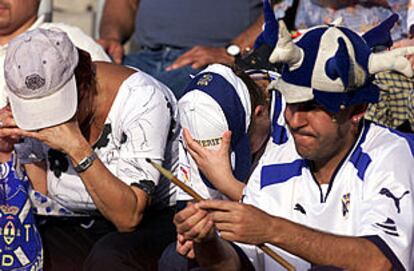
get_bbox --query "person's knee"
[159,242,198,271]
[83,233,125,271]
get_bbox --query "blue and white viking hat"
[179,64,252,189]
[270,15,414,112]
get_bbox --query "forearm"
[213,175,245,201]
[270,217,392,270]
[231,14,264,52]
[194,233,242,271]
[99,0,139,43]
[24,162,48,195]
[68,141,147,232]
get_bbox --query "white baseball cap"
[4,28,79,130]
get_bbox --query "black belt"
[140,45,184,51]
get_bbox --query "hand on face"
[2,115,87,155]
[0,105,21,152]
[183,128,234,190]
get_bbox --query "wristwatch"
[74,151,98,173]
[225,43,241,58]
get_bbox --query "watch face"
[226,44,241,56]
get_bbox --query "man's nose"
[285,104,308,130]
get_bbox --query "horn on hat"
[362,13,399,49]
[330,17,343,26]
[254,0,278,49]
[368,46,414,77]
[269,20,304,70]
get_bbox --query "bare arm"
[98,0,139,63]
[24,162,47,195]
[69,139,149,232]
[99,0,138,43]
[200,200,392,271]
[16,120,148,232]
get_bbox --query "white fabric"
[0,15,110,108]
[241,122,414,270]
[16,71,179,215]
[5,29,79,130]
[177,64,251,200]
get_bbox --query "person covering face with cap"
[171,2,414,269]
[176,64,271,202]
[1,28,179,270]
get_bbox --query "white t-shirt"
[0,15,111,108]
[240,121,414,270]
[16,71,179,216]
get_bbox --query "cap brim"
[275,78,314,104]
[8,75,78,131]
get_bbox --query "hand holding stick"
[146,158,295,271]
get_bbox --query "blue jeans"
[123,47,201,99]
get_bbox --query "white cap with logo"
[4,28,79,131]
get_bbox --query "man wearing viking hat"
[171,1,414,270]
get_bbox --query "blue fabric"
[281,27,326,88]
[184,72,252,188]
[261,159,306,189]
[134,0,262,48]
[276,24,381,112]
[349,122,372,181]
[313,83,379,113]
[362,13,399,49]
[123,47,201,99]
[254,0,278,49]
[338,27,371,74]
[271,91,288,145]
[0,154,42,270]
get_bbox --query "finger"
[183,128,204,158]
[182,214,211,240]
[166,48,198,71]
[167,57,196,71]
[214,221,238,233]
[176,239,193,256]
[209,210,235,223]
[175,208,209,234]
[219,131,232,154]
[0,128,31,138]
[173,204,199,225]
[109,44,124,64]
[194,219,214,242]
[96,39,109,50]
[197,199,236,212]
[187,248,195,259]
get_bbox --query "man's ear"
[350,104,368,124]
[253,105,267,118]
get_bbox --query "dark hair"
[231,65,268,112]
[74,48,97,137]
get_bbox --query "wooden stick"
[146,158,295,271]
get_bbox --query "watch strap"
[74,151,98,173]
